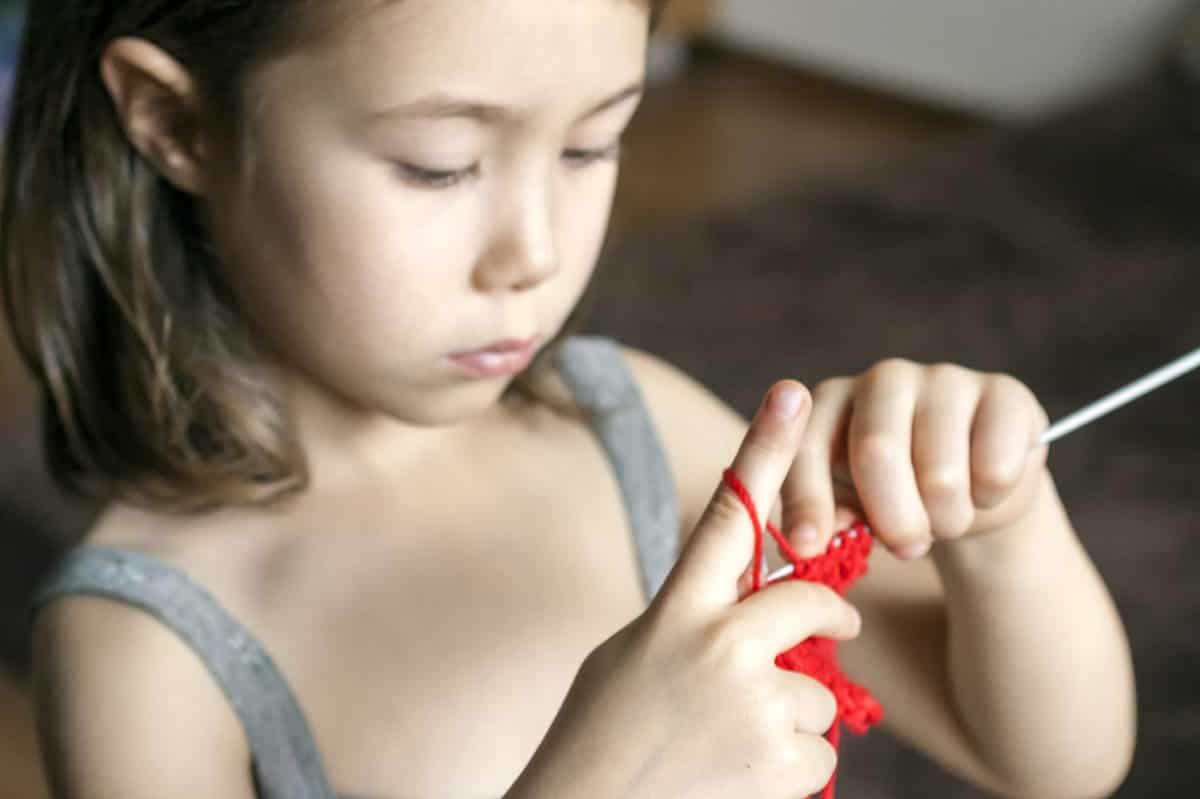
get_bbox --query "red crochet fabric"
[722,468,884,799]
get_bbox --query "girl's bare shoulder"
[32,589,255,797]
[33,504,259,798]
[77,498,287,618]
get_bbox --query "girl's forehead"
[321,0,650,91]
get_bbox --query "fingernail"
[767,383,805,420]
[895,541,932,561]
[793,523,819,544]
[791,523,820,556]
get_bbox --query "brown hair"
[0,0,667,514]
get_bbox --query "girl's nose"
[472,186,560,293]
[472,234,559,293]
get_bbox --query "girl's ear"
[98,37,213,196]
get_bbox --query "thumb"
[659,380,811,612]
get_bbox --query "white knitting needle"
[1038,345,1200,444]
[765,345,1200,583]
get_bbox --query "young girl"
[2,1,1136,797]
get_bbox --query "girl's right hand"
[508,381,863,799]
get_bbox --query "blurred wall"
[712,0,1194,119]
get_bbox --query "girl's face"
[205,0,648,430]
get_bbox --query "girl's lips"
[447,337,539,378]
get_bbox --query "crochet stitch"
[722,468,884,799]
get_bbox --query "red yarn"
[722,468,884,799]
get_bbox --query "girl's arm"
[839,471,1135,797]
[32,598,256,799]
[622,346,1135,799]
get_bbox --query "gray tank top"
[29,335,681,799]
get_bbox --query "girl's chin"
[387,381,517,428]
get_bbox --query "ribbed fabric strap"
[30,546,337,799]
[555,336,681,600]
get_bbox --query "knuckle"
[787,735,839,795]
[880,356,916,371]
[1033,394,1051,427]
[928,361,969,382]
[809,682,839,732]
[580,624,629,677]
[973,461,1020,495]
[988,372,1042,410]
[813,376,852,400]
[987,371,1026,395]
[577,643,604,678]
[852,432,902,469]
[871,357,917,378]
[635,595,676,645]
[700,618,758,673]
[705,484,753,529]
[917,464,966,502]
[762,686,801,735]
[810,735,839,783]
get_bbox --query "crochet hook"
[765,344,1200,583]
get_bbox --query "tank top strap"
[554,336,681,600]
[30,546,337,799]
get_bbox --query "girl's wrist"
[930,469,1070,591]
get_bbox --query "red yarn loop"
[722,468,884,799]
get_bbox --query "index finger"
[661,380,812,610]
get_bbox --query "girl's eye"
[393,140,622,189]
[562,140,623,168]
[395,163,480,189]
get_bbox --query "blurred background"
[2,1,1199,796]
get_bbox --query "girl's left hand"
[780,359,1051,561]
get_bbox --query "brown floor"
[610,43,976,243]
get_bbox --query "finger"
[848,360,931,559]
[832,504,863,531]
[731,579,861,659]
[780,378,854,558]
[970,374,1044,509]
[785,735,839,799]
[774,671,839,736]
[663,380,812,610]
[735,496,784,600]
[912,364,981,540]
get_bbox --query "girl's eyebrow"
[364,81,645,125]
